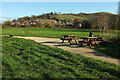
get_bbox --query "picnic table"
[78,37,103,48]
[60,35,78,44]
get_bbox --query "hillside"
[53,15,87,20]
[90,12,115,15]
[2,12,119,30]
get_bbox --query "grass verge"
[2,37,120,78]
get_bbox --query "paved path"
[12,36,120,66]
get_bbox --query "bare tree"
[96,14,110,34]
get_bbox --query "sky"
[1,2,119,22]
[1,0,120,2]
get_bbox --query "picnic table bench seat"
[60,35,77,44]
[60,38,72,43]
[78,37,104,48]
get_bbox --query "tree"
[44,21,52,28]
[12,20,19,27]
[23,21,30,27]
[96,14,110,34]
[41,14,47,19]
[17,17,25,23]
[31,15,37,20]
[51,12,53,15]
[82,20,91,29]
[117,15,120,30]
[4,21,13,28]
[108,15,119,29]
[24,16,30,21]
[74,18,82,28]
[36,21,44,27]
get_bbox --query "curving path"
[10,36,120,66]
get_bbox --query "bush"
[82,20,92,29]
[44,21,52,28]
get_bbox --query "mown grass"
[2,37,120,78]
[2,28,118,39]
[2,28,101,38]
[2,28,28,36]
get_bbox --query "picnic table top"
[64,35,76,37]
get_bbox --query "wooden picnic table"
[78,37,103,47]
[60,35,78,44]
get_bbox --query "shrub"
[44,21,52,28]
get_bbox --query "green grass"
[98,43,119,58]
[98,36,120,59]
[2,28,28,36]
[2,37,120,78]
[2,28,118,39]
[54,15,87,20]
[23,28,101,38]
[2,28,101,38]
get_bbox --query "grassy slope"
[54,15,87,20]
[2,37,120,78]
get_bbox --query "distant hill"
[89,12,115,15]
[53,15,87,21]
[15,12,116,22]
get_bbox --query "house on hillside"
[29,21,37,26]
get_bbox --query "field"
[2,28,118,39]
[2,28,28,36]
[2,28,120,58]
[2,37,120,78]
[2,28,99,38]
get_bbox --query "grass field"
[2,28,119,58]
[2,37,120,78]
[2,28,28,36]
[2,28,118,39]
[2,28,98,38]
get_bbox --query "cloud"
[0,16,18,23]
[0,16,18,20]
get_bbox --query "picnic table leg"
[88,42,92,48]
[62,40,64,43]
[79,42,84,47]
[68,40,71,44]
[74,39,78,44]
[89,44,92,48]
[95,43,100,48]
[87,41,91,48]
